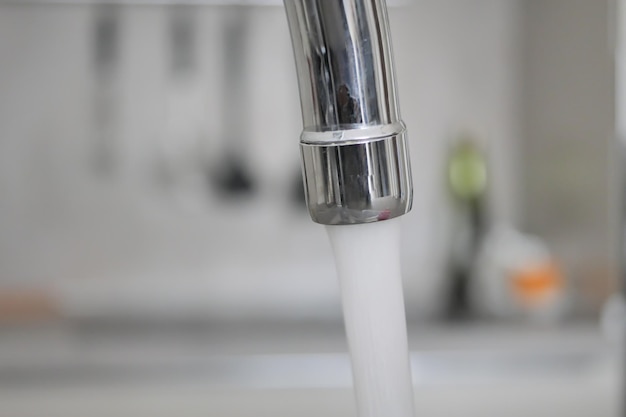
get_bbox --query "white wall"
[0,1,524,319]
[520,0,616,312]
[391,0,523,315]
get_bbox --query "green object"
[447,139,487,201]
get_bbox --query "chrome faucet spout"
[284,0,412,225]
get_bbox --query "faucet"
[283,0,412,225]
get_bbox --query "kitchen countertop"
[0,320,621,416]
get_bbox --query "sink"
[0,322,620,417]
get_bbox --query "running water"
[326,218,415,417]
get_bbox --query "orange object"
[0,289,59,323]
[511,261,563,306]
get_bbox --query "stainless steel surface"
[0,322,614,386]
[0,322,619,417]
[284,0,412,225]
[300,131,412,224]
[284,0,399,131]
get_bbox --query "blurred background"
[0,0,623,415]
